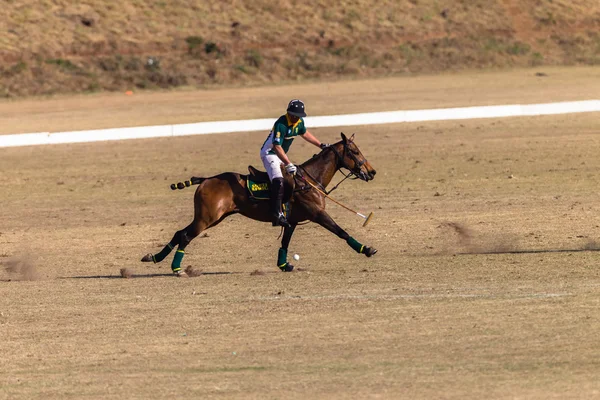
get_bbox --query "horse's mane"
[300,140,343,168]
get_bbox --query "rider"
[260,99,328,227]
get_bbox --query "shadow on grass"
[63,271,245,279]
[458,248,600,255]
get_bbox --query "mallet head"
[362,212,374,227]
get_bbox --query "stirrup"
[272,212,290,228]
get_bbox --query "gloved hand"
[319,143,330,149]
[285,163,297,175]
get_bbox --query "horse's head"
[330,133,376,182]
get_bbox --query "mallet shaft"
[301,177,361,214]
[299,176,373,227]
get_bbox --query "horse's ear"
[341,132,347,143]
[350,133,355,141]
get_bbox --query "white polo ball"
[293,254,300,261]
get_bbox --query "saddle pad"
[247,177,270,200]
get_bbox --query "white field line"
[1,99,599,148]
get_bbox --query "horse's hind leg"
[170,207,242,275]
[142,175,238,275]
[141,219,192,265]
[141,218,208,275]
[169,217,211,276]
[313,211,377,257]
[141,230,181,264]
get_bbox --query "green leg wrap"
[277,248,288,269]
[171,250,185,272]
[347,237,365,254]
[153,243,174,263]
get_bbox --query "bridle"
[285,138,370,233]
[297,139,368,195]
[329,139,367,180]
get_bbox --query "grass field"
[1,68,600,399]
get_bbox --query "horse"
[141,132,378,276]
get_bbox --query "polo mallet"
[299,176,374,227]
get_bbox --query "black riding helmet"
[286,99,307,118]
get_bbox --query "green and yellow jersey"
[260,114,307,156]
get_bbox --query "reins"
[278,139,370,237]
[296,140,363,196]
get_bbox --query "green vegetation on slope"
[1,0,599,97]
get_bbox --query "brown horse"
[141,132,377,276]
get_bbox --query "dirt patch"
[120,267,134,278]
[439,221,600,255]
[583,239,600,251]
[250,269,266,276]
[442,221,474,247]
[184,265,202,277]
[2,256,39,281]
[439,221,519,255]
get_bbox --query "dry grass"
[1,69,600,398]
[1,0,600,96]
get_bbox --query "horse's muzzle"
[359,169,376,181]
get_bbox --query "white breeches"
[261,153,283,181]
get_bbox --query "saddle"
[246,165,295,202]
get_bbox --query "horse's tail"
[170,176,206,191]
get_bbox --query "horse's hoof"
[279,263,294,272]
[174,270,189,278]
[141,253,154,262]
[364,247,378,257]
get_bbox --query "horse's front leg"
[277,223,297,272]
[313,211,377,257]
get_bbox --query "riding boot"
[270,178,290,228]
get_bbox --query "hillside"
[1,0,599,97]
